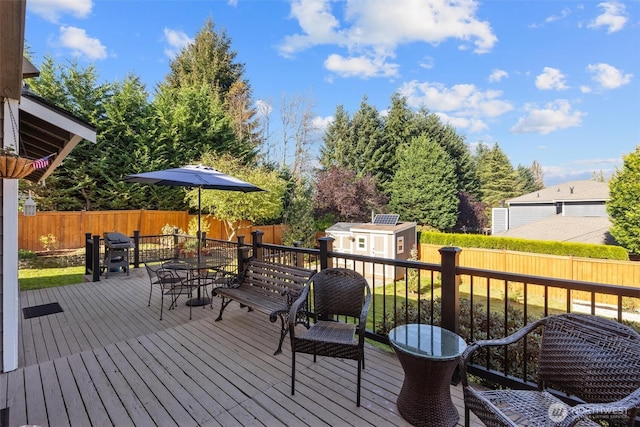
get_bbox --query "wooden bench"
[212,259,316,354]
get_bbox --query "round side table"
[389,324,467,427]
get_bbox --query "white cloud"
[535,67,569,90]
[400,80,513,118]
[511,99,584,135]
[279,0,497,79]
[324,54,399,78]
[58,26,107,60]
[436,112,488,133]
[312,115,333,132]
[588,2,628,33]
[28,0,92,22]
[545,7,571,24]
[586,63,632,90]
[163,29,193,59]
[255,100,273,117]
[489,69,508,83]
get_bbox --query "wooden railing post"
[133,230,140,268]
[318,236,334,270]
[92,234,101,282]
[85,232,93,275]
[293,241,303,267]
[237,235,249,273]
[252,230,264,261]
[439,246,462,334]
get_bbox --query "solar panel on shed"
[373,214,400,225]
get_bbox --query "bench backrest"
[241,259,316,296]
[538,313,640,403]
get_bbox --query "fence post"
[439,246,462,334]
[252,230,264,261]
[85,232,92,275]
[92,235,101,282]
[173,227,180,259]
[133,230,140,268]
[318,236,334,270]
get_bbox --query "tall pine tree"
[388,135,458,230]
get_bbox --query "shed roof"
[507,180,609,204]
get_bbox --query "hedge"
[419,231,629,261]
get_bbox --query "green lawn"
[18,266,85,291]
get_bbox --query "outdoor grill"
[103,232,135,278]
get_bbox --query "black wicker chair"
[459,313,640,427]
[288,268,371,406]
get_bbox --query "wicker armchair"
[459,313,640,427]
[288,268,371,406]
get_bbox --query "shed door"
[370,234,387,276]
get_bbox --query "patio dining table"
[162,254,232,306]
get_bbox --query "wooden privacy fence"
[18,210,285,251]
[420,243,640,305]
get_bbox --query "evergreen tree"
[159,18,259,161]
[164,18,244,100]
[607,146,640,254]
[413,108,479,196]
[388,135,458,230]
[27,57,109,210]
[152,84,241,166]
[95,75,183,210]
[475,143,519,207]
[319,105,350,170]
[515,164,543,195]
[381,93,415,186]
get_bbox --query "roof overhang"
[18,91,97,183]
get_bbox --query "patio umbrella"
[123,164,264,261]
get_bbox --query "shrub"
[39,233,59,252]
[419,231,629,260]
[379,297,542,383]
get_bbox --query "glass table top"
[388,324,467,361]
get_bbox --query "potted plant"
[0,146,33,179]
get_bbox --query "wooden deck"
[7,266,483,426]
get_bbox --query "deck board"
[7,266,483,426]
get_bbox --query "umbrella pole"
[198,186,201,263]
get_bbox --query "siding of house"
[563,201,607,217]
[508,204,556,229]
[492,208,508,234]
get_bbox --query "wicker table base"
[395,350,459,427]
[389,324,467,427]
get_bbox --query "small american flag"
[32,154,53,170]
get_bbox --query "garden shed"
[325,214,417,280]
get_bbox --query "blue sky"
[25,0,639,186]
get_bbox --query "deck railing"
[85,229,640,394]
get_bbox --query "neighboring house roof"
[507,180,609,204]
[498,215,614,244]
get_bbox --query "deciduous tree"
[190,153,287,240]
